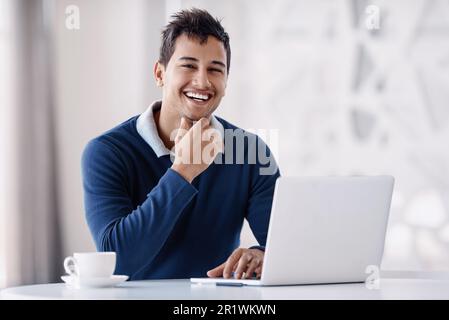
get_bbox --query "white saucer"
[61,275,128,288]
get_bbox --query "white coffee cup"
[63,252,116,278]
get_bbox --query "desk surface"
[2,272,449,300]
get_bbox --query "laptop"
[191,175,394,286]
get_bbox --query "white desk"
[2,272,449,300]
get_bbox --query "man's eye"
[182,64,195,69]
[209,68,223,73]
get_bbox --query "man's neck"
[154,106,179,151]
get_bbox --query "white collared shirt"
[136,100,224,158]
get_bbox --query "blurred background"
[1,0,449,287]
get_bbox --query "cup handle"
[63,256,79,277]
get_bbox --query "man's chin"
[183,110,213,122]
[180,96,219,121]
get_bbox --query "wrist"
[171,164,194,183]
[249,245,265,252]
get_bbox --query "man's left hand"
[207,248,264,279]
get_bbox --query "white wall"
[53,0,165,256]
[0,0,18,287]
[52,0,449,271]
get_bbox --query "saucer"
[61,275,128,288]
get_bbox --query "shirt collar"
[136,100,225,158]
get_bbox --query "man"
[82,8,280,281]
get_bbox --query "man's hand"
[171,117,223,183]
[207,248,264,280]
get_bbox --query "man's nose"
[192,70,211,88]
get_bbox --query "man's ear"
[154,61,165,87]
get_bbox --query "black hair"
[159,8,231,74]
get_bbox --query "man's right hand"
[171,117,223,183]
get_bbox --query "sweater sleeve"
[245,137,280,249]
[81,138,198,277]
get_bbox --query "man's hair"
[159,8,231,74]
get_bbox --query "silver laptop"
[191,175,394,286]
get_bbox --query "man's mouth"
[183,91,212,103]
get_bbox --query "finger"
[254,266,262,279]
[234,254,253,279]
[214,138,224,155]
[207,262,225,278]
[191,117,208,142]
[223,249,244,279]
[204,127,221,143]
[200,117,210,128]
[244,258,260,279]
[201,131,223,162]
[228,262,238,278]
[174,117,191,144]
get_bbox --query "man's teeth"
[185,92,209,101]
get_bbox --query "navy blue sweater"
[81,115,280,280]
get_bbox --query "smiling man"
[82,8,280,281]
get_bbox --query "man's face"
[155,34,228,121]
